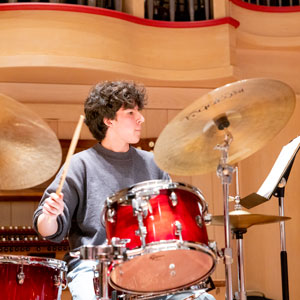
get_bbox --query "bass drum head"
[109,242,216,294]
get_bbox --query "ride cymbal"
[0,94,62,190]
[154,78,296,175]
[211,210,291,229]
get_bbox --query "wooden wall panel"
[0,9,235,86]
[0,202,11,226]
[11,201,37,226]
[145,109,168,137]
[238,101,300,299]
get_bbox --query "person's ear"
[103,118,113,127]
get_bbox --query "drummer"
[33,80,215,300]
[33,80,169,299]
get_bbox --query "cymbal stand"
[215,131,234,300]
[272,155,295,300]
[232,168,247,300]
[273,177,291,300]
[232,228,247,300]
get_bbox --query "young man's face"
[108,106,145,145]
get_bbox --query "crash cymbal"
[211,210,291,229]
[0,93,62,190]
[154,78,295,175]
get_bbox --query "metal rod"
[279,196,287,252]
[279,196,289,300]
[170,0,176,21]
[236,232,247,300]
[188,0,195,21]
[222,181,233,300]
[100,261,110,300]
[216,132,234,300]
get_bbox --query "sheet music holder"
[240,136,300,209]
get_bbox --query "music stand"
[240,136,300,300]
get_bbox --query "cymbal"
[211,210,291,229]
[154,78,296,175]
[0,93,62,190]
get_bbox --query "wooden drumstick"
[56,115,85,195]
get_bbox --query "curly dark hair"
[84,81,147,141]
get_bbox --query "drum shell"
[106,187,209,249]
[0,255,66,300]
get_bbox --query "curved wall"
[0,4,238,87]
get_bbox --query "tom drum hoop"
[104,180,216,295]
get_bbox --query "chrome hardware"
[111,237,130,260]
[204,213,212,225]
[169,191,178,207]
[107,208,116,223]
[93,261,110,300]
[93,266,100,299]
[174,220,183,243]
[69,250,80,258]
[111,237,130,248]
[147,201,153,214]
[61,270,68,290]
[17,264,25,285]
[132,196,149,218]
[132,194,150,248]
[195,215,203,228]
[135,213,147,247]
[54,275,61,287]
[208,240,218,254]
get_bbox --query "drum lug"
[107,208,116,223]
[208,240,218,253]
[204,213,212,225]
[54,275,62,287]
[132,196,149,218]
[135,213,147,248]
[61,272,68,290]
[17,265,25,285]
[169,191,178,207]
[132,195,149,248]
[195,215,203,228]
[174,220,183,243]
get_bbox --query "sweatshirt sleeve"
[32,161,81,243]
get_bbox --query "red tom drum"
[104,180,216,295]
[0,255,67,300]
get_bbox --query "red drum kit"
[105,180,216,295]
[79,179,217,299]
[0,78,297,300]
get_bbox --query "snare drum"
[0,255,67,300]
[104,180,216,295]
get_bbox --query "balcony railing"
[242,0,300,6]
[1,0,213,21]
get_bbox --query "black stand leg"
[281,250,289,300]
[274,180,290,300]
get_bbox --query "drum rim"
[108,180,205,203]
[102,180,208,227]
[108,240,217,295]
[0,254,67,271]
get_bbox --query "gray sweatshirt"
[33,143,169,268]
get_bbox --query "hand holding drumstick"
[37,115,85,237]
